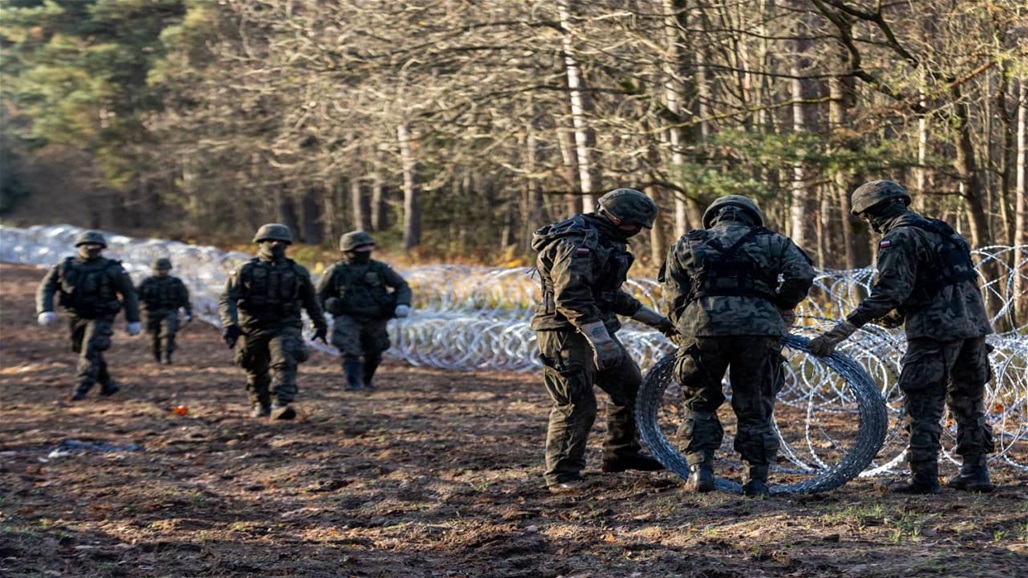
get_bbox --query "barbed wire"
[2,224,1025,474]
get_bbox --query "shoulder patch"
[879,240,892,249]
[575,247,591,256]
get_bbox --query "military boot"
[270,403,296,420]
[601,452,665,473]
[343,358,363,391]
[877,460,940,494]
[251,403,271,418]
[742,464,771,498]
[68,385,90,401]
[362,356,380,391]
[947,455,995,493]
[163,352,173,365]
[99,381,120,397]
[684,463,715,493]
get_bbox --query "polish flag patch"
[576,248,590,256]
[879,240,892,249]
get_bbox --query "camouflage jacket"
[137,275,192,315]
[316,258,411,319]
[218,256,327,334]
[530,213,644,333]
[36,255,140,322]
[659,221,814,337]
[846,210,992,340]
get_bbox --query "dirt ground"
[1,262,1026,578]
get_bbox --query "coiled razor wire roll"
[2,225,1025,474]
[636,334,888,494]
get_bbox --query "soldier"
[531,188,676,494]
[659,195,814,497]
[316,231,411,391]
[809,180,996,494]
[36,230,141,400]
[218,224,328,420]
[137,257,193,365]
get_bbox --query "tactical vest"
[140,277,183,310]
[327,260,396,317]
[537,236,633,317]
[685,227,777,303]
[58,257,122,317]
[900,217,977,313]
[239,258,303,314]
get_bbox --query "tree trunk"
[558,0,600,212]
[1014,80,1027,328]
[301,187,322,245]
[397,122,421,251]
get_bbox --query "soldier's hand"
[37,311,57,327]
[313,327,328,344]
[580,321,624,371]
[780,309,797,328]
[183,312,193,325]
[808,321,857,356]
[874,309,904,329]
[394,304,411,318]
[126,322,142,336]
[222,325,242,349]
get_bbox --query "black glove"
[809,321,857,356]
[222,325,243,349]
[313,327,328,344]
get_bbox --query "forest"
[1,0,1026,271]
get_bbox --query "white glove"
[37,312,57,327]
[183,313,193,323]
[394,304,411,318]
[126,322,142,336]
[579,321,624,371]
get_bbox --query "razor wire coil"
[2,224,1025,474]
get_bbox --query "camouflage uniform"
[531,189,672,492]
[219,225,327,418]
[811,180,994,493]
[137,260,192,364]
[316,250,411,391]
[36,232,140,399]
[659,195,814,495]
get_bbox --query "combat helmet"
[253,223,294,244]
[597,188,658,229]
[702,195,765,229]
[74,230,107,248]
[850,180,911,216]
[340,230,375,252]
[152,257,172,270]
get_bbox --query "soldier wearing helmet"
[136,257,193,364]
[530,187,673,494]
[316,230,411,391]
[810,180,996,494]
[659,194,814,497]
[36,229,141,400]
[218,223,328,420]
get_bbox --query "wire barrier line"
[2,225,1025,474]
[635,335,888,494]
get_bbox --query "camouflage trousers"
[331,314,390,358]
[537,329,643,486]
[235,327,310,406]
[68,314,115,393]
[144,309,180,360]
[673,335,783,468]
[898,337,995,464]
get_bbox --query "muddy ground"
[1,262,1026,578]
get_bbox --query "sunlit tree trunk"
[397,121,421,251]
[558,0,600,212]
